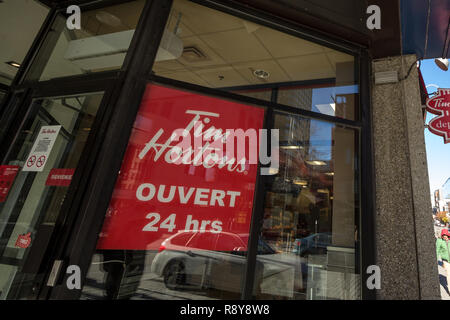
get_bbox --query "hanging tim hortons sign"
[426,88,450,143]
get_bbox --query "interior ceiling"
[0,0,48,85]
[0,0,354,89]
[153,0,353,88]
[2,0,448,88]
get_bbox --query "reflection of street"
[81,252,216,300]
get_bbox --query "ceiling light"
[325,172,334,176]
[293,179,308,186]
[6,61,20,68]
[306,160,326,166]
[280,145,302,150]
[253,69,270,79]
[435,58,449,71]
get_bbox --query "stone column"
[371,54,440,299]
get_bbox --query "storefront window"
[81,84,265,300]
[0,92,104,299]
[152,0,358,120]
[25,0,145,82]
[255,112,360,299]
[80,0,362,300]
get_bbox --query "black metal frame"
[0,0,375,300]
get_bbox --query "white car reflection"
[150,231,305,298]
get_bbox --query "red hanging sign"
[0,165,20,203]
[426,88,450,143]
[46,168,75,186]
[96,84,265,250]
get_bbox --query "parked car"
[150,230,305,297]
[292,232,332,256]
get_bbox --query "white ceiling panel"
[171,0,244,35]
[194,66,249,87]
[153,60,187,73]
[277,53,336,81]
[200,29,272,64]
[254,27,326,58]
[158,70,210,87]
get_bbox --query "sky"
[419,58,450,195]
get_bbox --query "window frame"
[0,0,375,300]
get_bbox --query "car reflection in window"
[292,232,332,256]
[150,230,306,298]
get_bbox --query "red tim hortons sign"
[426,88,450,143]
[96,84,265,251]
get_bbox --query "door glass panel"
[254,112,361,300]
[0,92,103,299]
[81,84,264,300]
[24,0,145,82]
[152,0,358,120]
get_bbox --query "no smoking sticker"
[22,125,61,172]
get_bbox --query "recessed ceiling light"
[305,160,327,166]
[253,69,270,79]
[293,179,308,186]
[6,61,20,68]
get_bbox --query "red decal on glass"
[96,84,265,250]
[0,165,20,203]
[15,232,32,249]
[46,168,75,186]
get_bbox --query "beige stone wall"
[371,55,440,299]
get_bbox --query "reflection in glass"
[82,232,251,300]
[26,1,145,82]
[255,112,360,300]
[152,0,358,120]
[0,93,103,299]
[80,84,266,300]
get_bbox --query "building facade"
[0,0,447,300]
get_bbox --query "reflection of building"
[436,178,450,213]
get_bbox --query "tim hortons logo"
[138,110,278,175]
[426,89,450,144]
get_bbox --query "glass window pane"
[81,84,264,300]
[0,0,48,85]
[0,92,104,299]
[254,112,360,300]
[152,0,358,119]
[26,1,145,82]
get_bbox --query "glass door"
[0,92,104,299]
